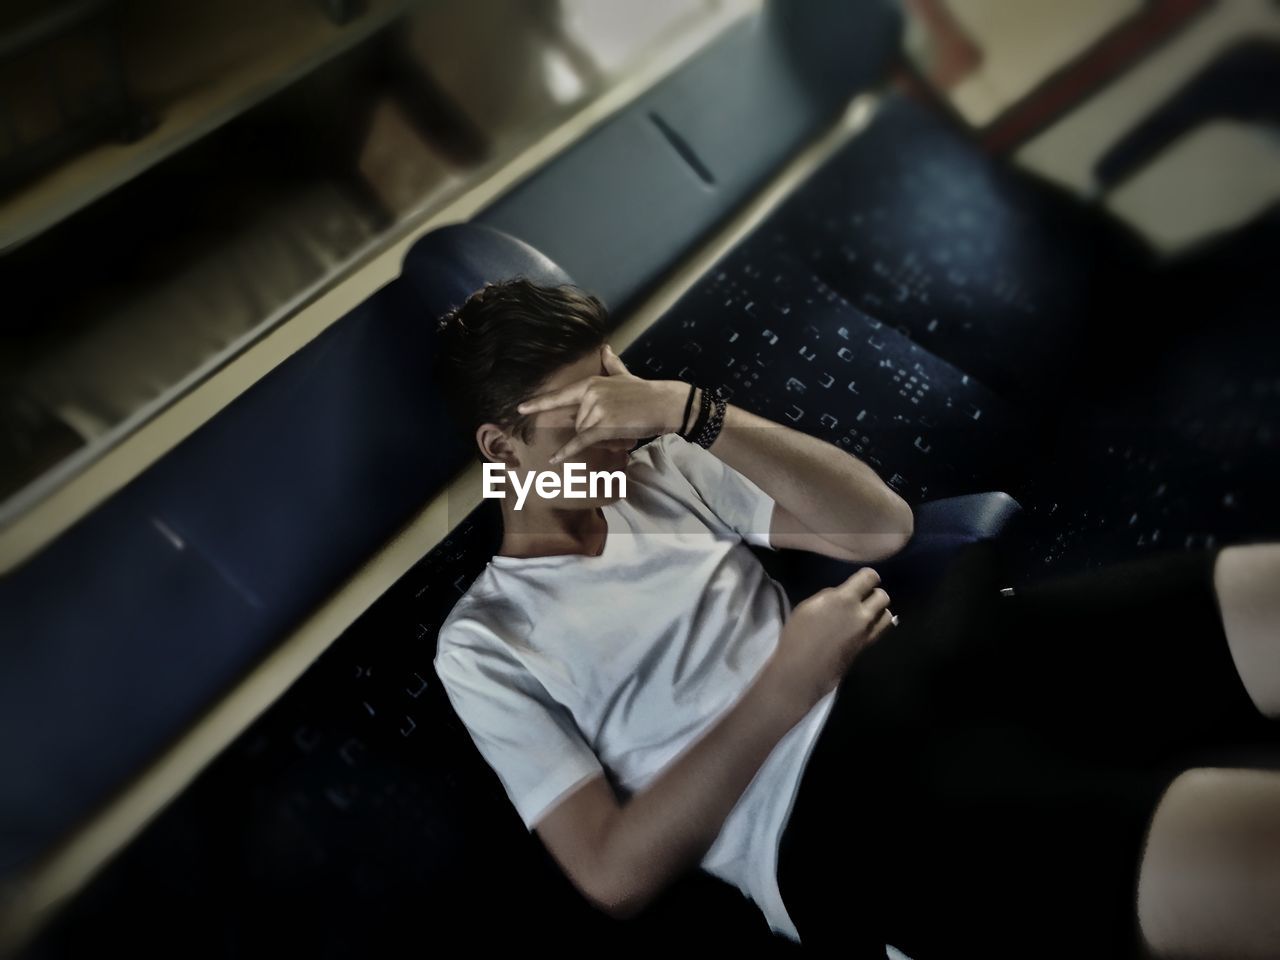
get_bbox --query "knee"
[1138,767,1280,959]
[1212,543,1280,719]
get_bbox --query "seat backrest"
[0,223,564,881]
[477,0,903,315]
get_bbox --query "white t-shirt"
[433,431,838,942]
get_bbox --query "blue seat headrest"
[401,222,575,321]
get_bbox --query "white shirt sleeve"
[434,633,605,832]
[653,431,778,551]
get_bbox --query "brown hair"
[432,278,609,460]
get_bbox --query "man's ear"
[476,422,519,465]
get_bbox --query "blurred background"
[1,1,1278,957]
[2,0,1276,517]
[0,0,751,515]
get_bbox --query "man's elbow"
[872,492,914,558]
[605,894,647,922]
[826,495,914,563]
[575,845,646,921]
[587,872,649,921]
[892,494,915,547]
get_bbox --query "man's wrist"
[748,654,813,735]
[664,381,700,437]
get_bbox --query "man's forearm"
[592,659,809,919]
[691,388,912,550]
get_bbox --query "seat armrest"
[870,491,1022,602]
[901,490,1023,549]
[750,491,1022,609]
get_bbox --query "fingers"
[519,345,628,416]
[520,345,631,418]
[863,586,891,619]
[575,392,600,435]
[549,424,613,464]
[867,606,896,643]
[835,567,899,636]
[517,378,591,415]
[601,343,628,376]
[838,566,882,600]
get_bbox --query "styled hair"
[432,277,609,460]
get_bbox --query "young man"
[430,278,1280,959]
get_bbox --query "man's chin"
[597,438,637,454]
[591,442,635,466]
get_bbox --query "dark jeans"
[775,541,1276,959]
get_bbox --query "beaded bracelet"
[692,387,727,448]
